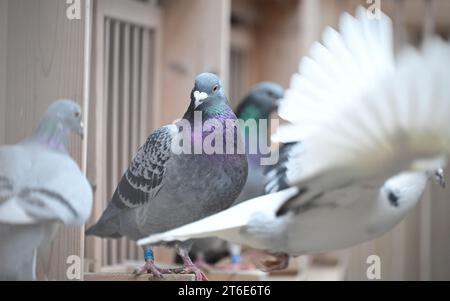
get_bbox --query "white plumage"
[138,7,450,267]
[0,100,92,280]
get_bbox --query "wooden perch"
[84,272,196,281]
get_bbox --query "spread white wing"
[273,7,450,192]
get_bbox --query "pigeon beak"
[76,122,84,140]
[194,91,209,108]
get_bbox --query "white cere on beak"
[194,91,209,108]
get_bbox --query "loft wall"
[0,0,89,280]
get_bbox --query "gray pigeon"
[137,7,450,272]
[233,82,284,204]
[188,82,284,266]
[86,73,248,280]
[0,99,92,280]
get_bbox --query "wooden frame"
[87,0,162,273]
[159,0,231,124]
[0,0,8,144]
[0,0,91,280]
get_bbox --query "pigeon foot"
[133,261,171,279]
[172,264,209,281]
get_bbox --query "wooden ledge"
[84,272,196,281]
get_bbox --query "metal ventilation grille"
[103,17,155,266]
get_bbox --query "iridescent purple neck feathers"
[31,118,70,153]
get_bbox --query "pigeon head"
[366,172,428,236]
[42,99,84,138]
[236,82,284,121]
[190,73,226,110]
[32,99,84,152]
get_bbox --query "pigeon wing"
[273,7,450,213]
[111,124,177,209]
[0,144,92,225]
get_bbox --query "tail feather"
[85,204,122,238]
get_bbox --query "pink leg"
[194,256,214,271]
[134,260,173,278]
[176,247,209,281]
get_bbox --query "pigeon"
[86,73,248,280]
[0,99,93,280]
[138,7,450,272]
[188,82,284,267]
[233,82,284,204]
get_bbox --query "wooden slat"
[2,0,87,280]
[87,2,111,271]
[160,0,231,124]
[78,0,93,280]
[119,23,132,264]
[390,221,406,280]
[109,20,122,266]
[423,0,436,38]
[429,166,450,280]
[401,204,420,280]
[102,17,112,268]
[151,25,162,129]
[0,0,7,144]
[88,0,162,269]
[255,0,302,87]
[128,25,142,261]
[374,231,393,280]
[140,29,150,142]
[394,0,407,49]
[100,0,160,29]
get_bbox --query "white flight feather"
[274,6,450,188]
[137,187,299,246]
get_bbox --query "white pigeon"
[0,100,93,280]
[137,6,450,271]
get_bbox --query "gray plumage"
[233,82,284,205]
[0,100,92,280]
[189,82,284,264]
[86,73,248,247]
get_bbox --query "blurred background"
[0,0,449,280]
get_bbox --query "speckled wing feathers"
[112,125,176,208]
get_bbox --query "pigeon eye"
[267,91,276,98]
[212,85,219,93]
[74,111,80,118]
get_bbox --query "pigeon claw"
[134,261,167,279]
[174,264,209,281]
